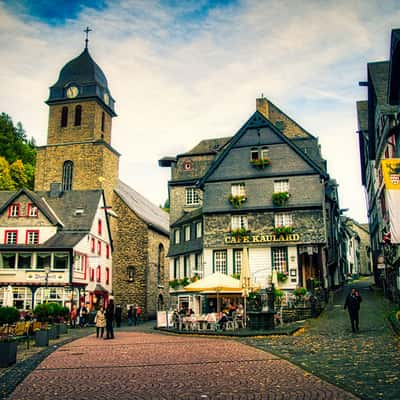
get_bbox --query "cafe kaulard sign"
[224,232,300,244]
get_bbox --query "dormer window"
[250,148,259,161]
[261,147,269,160]
[28,203,38,217]
[8,204,20,218]
[250,147,270,168]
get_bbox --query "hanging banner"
[381,159,400,243]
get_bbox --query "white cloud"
[1,0,400,222]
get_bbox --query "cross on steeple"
[84,26,92,49]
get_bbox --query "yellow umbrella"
[271,268,279,288]
[184,272,242,312]
[240,248,251,327]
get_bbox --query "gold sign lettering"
[224,233,300,244]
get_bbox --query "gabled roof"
[115,180,169,236]
[171,208,203,228]
[0,188,62,226]
[199,111,329,186]
[181,137,231,156]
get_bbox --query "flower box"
[273,226,294,235]
[250,158,271,168]
[229,194,247,208]
[272,191,290,206]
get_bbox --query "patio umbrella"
[271,268,279,289]
[184,272,242,312]
[240,248,251,327]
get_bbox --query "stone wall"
[35,141,119,204]
[169,186,202,224]
[47,100,112,145]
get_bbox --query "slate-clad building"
[161,98,341,312]
[1,42,170,317]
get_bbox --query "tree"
[0,157,15,190]
[0,113,36,189]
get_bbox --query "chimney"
[49,182,62,198]
[256,97,269,119]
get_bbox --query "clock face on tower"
[66,86,79,98]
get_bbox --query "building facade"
[1,43,170,317]
[161,98,341,312]
[0,188,112,309]
[357,29,400,302]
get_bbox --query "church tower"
[35,35,119,204]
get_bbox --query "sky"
[1,0,399,223]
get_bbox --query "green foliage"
[231,273,241,280]
[33,303,50,322]
[0,306,20,324]
[293,287,307,297]
[0,113,36,190]
[229,194,247,208]
[277,271,289,282]
[274,289,284,297]
[273,226,294,235]
[272,191,290,206]
[250,158,271,168]
[230,227,247,238]
[161,198,170,213]
[169,277,190,289]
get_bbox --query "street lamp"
[44,266,50,303]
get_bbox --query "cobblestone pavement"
[242,277,400,400]
[8,331,357,400]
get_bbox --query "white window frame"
[274,212,293,227]
[231,215,248,230]
[6,231,17,244]
[184,225,191,241]
[231,183,246,197]
[174,229,180,244]
[233,249,243,275]
[214,250,227,274]
[27,231,39,244]
[196,222,202,238]
[261,147,269,160]
[272,247,288,273]
[9,204,19,217]
[28,204,38,217]
[185,188,200,206]
[274,179,289,193]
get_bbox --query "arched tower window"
[74,105,82,126]
[101,111,105,132]
[62,160,73,191]
[157,244,165,285]
[61,107,68,127]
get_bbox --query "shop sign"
[26,272,65,281]
[224,233,300,244]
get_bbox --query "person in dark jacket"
[105,299,115,339]
[115,305,122,328]
[344,288,362,333]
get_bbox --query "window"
[74,253,83,272]
[231,183,246,197]
[184,255,190,277]
[233,249,243,275]
[261,147,269,160]
[106,244,110,259]
[91,238,95,253]
[158,244,164,285]
[96,265,101,282]
[185,188,200,206]
[26,230,39,244]
[174,258,180,279]
[231,215,248,230]
[61,106,68,127]
[101,111,105,132]
[127,266,135,282]
[250,148,259,161]
[106,267,110,285]
[90,268,95,281]
[214,250,227,274]
[196,222,202,238]
[174,229,180,244]
[5,230,18,244]
[37,253,51,269]
[274,212,293,227]
[0,253,16,268]
[194,253,203,275]
[17,253,32,269]
[97,240,101,255]
[54,253,69,269]
[74,105,82,126]
[272,247,288,273]
[8,204,20,218]
[184,225,191,241]
[98,219,102,235]
[27,203,38,217]
[274,179,289,193]
[62,160,73,191]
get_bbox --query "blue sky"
[1,0,400,222]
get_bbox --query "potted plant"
[169,279,181,290]
[277,271,289,283]
[250,158,271,168]
[231,273,241,280]
[273,226,294,236]
[33,303,51,346]
[0,306,20,367]
[58,306,70,334]
[229,194,247,208]
[230,227,247,239]
[272,191,290,206]
[293,287,307,297]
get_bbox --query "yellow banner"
[382,159,400,190]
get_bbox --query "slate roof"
[291,137,326,171]
[171,208,203,228]
[182,137,231,156]
[389,29,400,104]
[356,101,368,132]
[115,180,169,236]
[368,61,397,113]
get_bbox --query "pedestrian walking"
[133,304,138,326]
[344,288,362,333]
[136,305,142,324]
[78,303,88,328]
[127,305,133,326]
[105,299,115,339]
[70,305,77,328]
[95,306,106,338]
[115,304,122,328]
